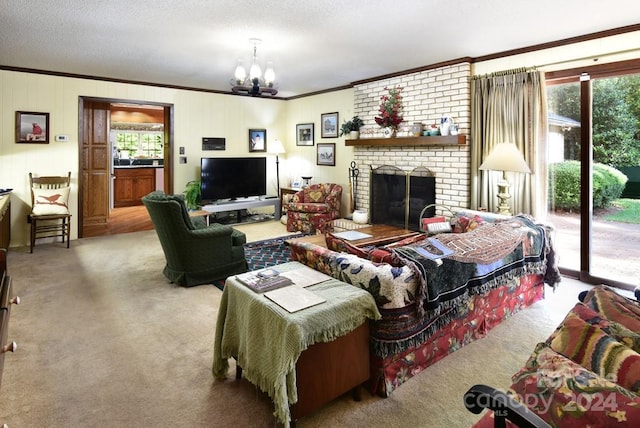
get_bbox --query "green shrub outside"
[594,164,627,208]
[549,160,628,211]
[549,161,580,210]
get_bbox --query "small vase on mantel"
[382,127,396,138]
[411,122,423,137]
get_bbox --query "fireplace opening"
[370,166,436,230]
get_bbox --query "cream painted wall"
[172,89,288,193]
[0,71,352,247]
[282,89,356,216]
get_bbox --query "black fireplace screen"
[370,166,435,230]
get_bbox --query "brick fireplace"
[348,61,472,220]
[349,143,469,225]
[369,165,436,230]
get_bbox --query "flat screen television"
[200,157,267,202]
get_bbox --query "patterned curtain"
[470,69,548,218]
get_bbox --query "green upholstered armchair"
[142,191,248,287]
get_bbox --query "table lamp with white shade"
[479,142,531,215]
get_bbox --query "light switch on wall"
[55,135,69,142]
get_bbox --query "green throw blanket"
[212,262,380,427]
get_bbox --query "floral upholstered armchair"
[286,183,343,234]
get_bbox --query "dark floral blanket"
[393,214,560,317]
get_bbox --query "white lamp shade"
[269,139,285,155]
[479,142,531,173]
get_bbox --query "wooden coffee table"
[287,224,420,248]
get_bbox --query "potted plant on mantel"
[339,115,365,139]
[374,86,404,138]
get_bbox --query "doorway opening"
[79,97,173,237]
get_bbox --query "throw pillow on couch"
[550,314,640,394]
[324,232,427,267]
[451,214,486,233]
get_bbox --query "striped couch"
[471,285,640,427]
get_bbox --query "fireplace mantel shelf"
[345,135,466,147]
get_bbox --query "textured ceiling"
[1,0,639,98]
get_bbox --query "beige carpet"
[1,220,595,427]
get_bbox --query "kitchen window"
[113,131,164,158]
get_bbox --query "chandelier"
[230,38,278,97]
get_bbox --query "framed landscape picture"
[317,143,335,166]
[249,129,266,152]
[296,123,314,146]
[320,112,338,138]
[16,111,49,144]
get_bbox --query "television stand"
[216,197,259,205]
[202,197,279,225]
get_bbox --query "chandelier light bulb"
[264,62,275,87]
[249,59,262,81]
[234,60,246,84]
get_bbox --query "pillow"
[582,285,640,332]
[421,215,446,231]
[305,189,325,203]
[451,214,485,233]
[324,233,368,259]
[370,234,426,266]
[548,303,640,354]
[32,187,70,215]
[511,343,640,427]
[550,315,640,393]
[368,247,402,266]
[330,252,418,309]
[382,233,426,249]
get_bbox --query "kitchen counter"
[114,158,164,169]
[114,164,164,169]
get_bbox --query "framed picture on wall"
[320,112,338,138]
[317,143,335,166]
[16,111,49,144]
[249,129,266,152]
[296,123,314,146]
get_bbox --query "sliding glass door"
[547,81,582,273]
[546,61,640,290]
[590,74,640,285]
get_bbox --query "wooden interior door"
[79,99,110,237]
